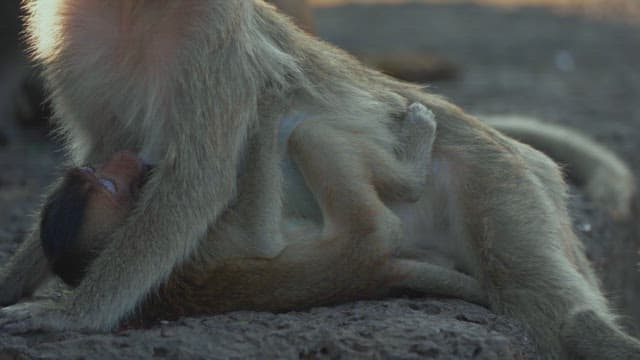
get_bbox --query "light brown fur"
[481,114,636,219]
[0,1,637,359]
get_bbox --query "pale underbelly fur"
[388,158,476,276]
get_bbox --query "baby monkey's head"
[41,151,150,287]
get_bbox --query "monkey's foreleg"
[64,156,238,330]
[2,119,252,332]
[0,229,50,306]
[0,172,75,306]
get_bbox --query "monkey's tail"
[561,310,640,359]
[481,115,636,219]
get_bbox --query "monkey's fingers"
[0,303,39,333]
[0,300,77,333]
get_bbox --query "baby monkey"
[39,104,487,321]
[41,151,151,287]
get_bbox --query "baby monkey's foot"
[406,102,436,125]
[399,102,437,174]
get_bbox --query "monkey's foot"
[406,102,436,125]
[0,300,91,333]
[402,102,436,154]
[398,102,437,174]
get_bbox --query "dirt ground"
[0,2,639,359]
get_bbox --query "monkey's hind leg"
[287,106,438,255]
[288,121,403,242]
[467,150,640,359]
[288,113,487,305]
[390,259,488,306]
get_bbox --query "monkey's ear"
[40,172,89,261]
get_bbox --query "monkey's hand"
[0,298,88,333]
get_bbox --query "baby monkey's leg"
[363,102,438,203]
[390,104,486,304]
[389,259,488,306]
[397,102,437,171]
[289,102,436,236]
[288,105,485,304]
[288,121,402,241]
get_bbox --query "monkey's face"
[79,151,149,241]
[41,150,151,286]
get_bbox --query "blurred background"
[0,0,639,336]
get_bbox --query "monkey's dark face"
[80,151,148,232]
[41,151,150,286]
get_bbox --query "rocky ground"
[1,2,639,359]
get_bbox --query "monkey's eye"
[98,178,117,194]
[80,166,95,173]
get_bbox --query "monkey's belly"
[389,162,476,275]
[389,201,461,267]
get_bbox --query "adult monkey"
[0,1,637,359]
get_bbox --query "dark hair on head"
[40,169,93,287]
